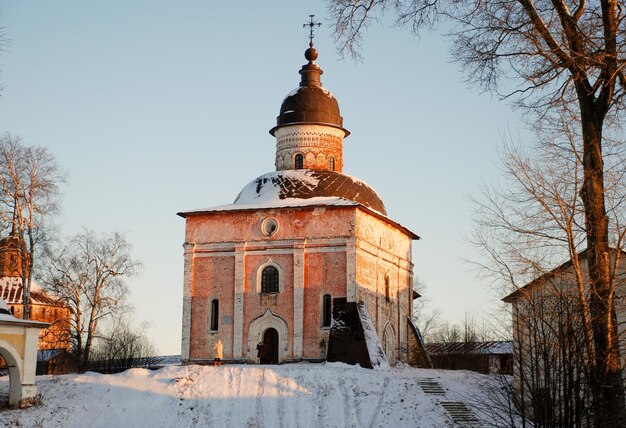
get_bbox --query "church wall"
[353,210,415,364]
[242,253,295,360]
[183,206,417,364]
[302,251,347,358]
[189,255,235,360]
[184,207,356,244]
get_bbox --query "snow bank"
[0,363,517,427]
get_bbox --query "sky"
[0,1,528,354]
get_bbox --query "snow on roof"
[234,170,320,205]
[178,170,420,239]
[186,196,359,214]
[180,170,387,215]
[0,277,63,306]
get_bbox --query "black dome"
[270,86,346,134]
[269,45,349,137]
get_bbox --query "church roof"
[269,44,348,137]
[234,170,386,214]
[0,277,64,306]
[178,170,420,240]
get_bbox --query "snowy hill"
[0,363,514,427]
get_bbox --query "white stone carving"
[233,246,246,357]
[255,259,285,293]
[293,243,305,358]
[274,124,344,172]
[247,309,289,363]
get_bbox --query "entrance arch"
[247,309,288,363]
[0,341,23,406]
[262,328,279,364]
[0,299,48,407]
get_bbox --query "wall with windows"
[353,209,414,365]
[188,255,235,360]
[182,204,417,364]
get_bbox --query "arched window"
[385,276,391,302]
[210,299,219,331]
[294,154,304,169]
[329,156,335,171]
[322,294,332,327]
[261,266,279,293]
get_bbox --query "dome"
[234,170,386,215]
[271,86,347,135]
[269,45,349,137]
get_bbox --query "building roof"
[501,248,626,303]
[0,277,64,306]
[233,170,386,215]
[270,44,348,137]
[178,169,420,240]
[427,341,513,355]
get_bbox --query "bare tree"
[0,26,7,94]
[328,1,626,423]
[42,230,141,369]
[0,133,64,319]
[88,318,156,373]
[411,276,444,340]
[470,113,625,425]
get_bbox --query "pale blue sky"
[0,1,527,353]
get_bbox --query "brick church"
[179,39,429,367]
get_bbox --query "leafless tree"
[42,230,141,369]
[328,1,626,423]
[470,114,625,425]
[411,276,444,339]
[0,27,7,93]
[0,133,65,319]
[88,318,156,372]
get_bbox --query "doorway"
[262,328,279,364]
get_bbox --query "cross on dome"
[303,14,322,47]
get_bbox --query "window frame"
[261,266,280,293]
[322,294,332,327]
[294,153,304,169]
[210,299,219,331]
[385,275,391,302]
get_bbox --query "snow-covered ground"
[0,363,515,427]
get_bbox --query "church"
[178,37,428,367]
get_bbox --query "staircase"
[416,377,483,427]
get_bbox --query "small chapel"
[178,33,429,368]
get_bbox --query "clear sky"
[0,1,528,354]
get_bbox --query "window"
[261,266,279,293]
[322,294,332,327]
[261,217,279,236]
[329,156,335,171]
[294,154,304,169]
[210,299,219,331]
[385,276,391,302]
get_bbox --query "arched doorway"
[247,309,288,364]
[383,323,396,366]
[262,328,279,364]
